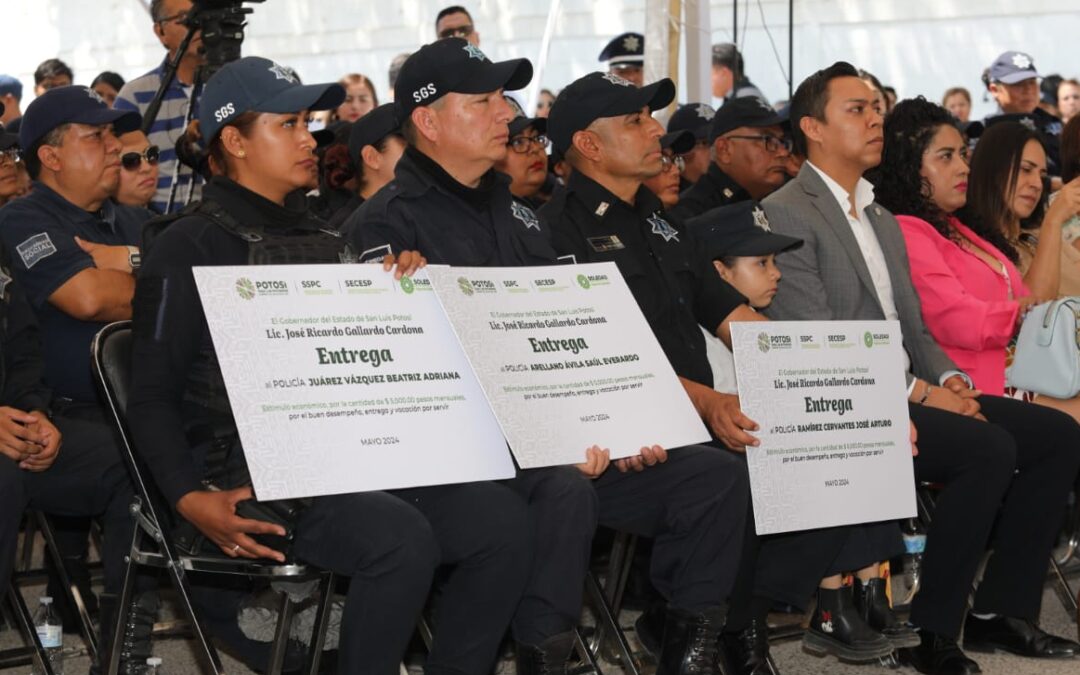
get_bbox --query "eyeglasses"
[660,152,686,173]
[724,134,793,153]
[156,11,190,26]
[0,149,20,166]
[509,134,548,154]
[438,24,474,39]
[121,146,160,171]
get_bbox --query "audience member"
[387,51,411,98]
[712,43,768,103]
[323,103,404,230]
[643,129,693,208]
[1058,78,1080,125]
[599,33,645,87]
[765,61,1080,674]
[115,0,206,213]
[436,5,480,45]
[666,102,716,188]
[91,71,126,108]
[983,50,1063,175]
[672,96,790,220]
[115,130,160,211]
[0,116,19,208]
[1040,74,1063,118]
[334,73,379,122]
[535,88,556,118]
[942,86,972,123]
[883,85,898,113]
[33,59,73,96]
[494,96,548,208]
[0,76,23,131]
[858,69,888,114]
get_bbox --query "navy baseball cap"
[199,56,345,142]
[661,129,694,155]
[0,75,21,100]
[989,51,1039,85]
[599,32,645,67]
[709,96,788,142]
[689,201,803,259]
[19,85,141,150]
[348,103,399,166]
[668,103,715,141]
[547,72,675,153]
[394,38,533,117]
[504,95,546,137]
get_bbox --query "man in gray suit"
[764,61,1080,675]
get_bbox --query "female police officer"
[127,56,530,675]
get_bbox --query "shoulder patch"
[511,201,541,230]
[16,233,58,269]
[360,244,393,264]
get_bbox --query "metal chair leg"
[19,513,37,572]
[585,572,640,675]
[166,562,226,674]
[36,511,98,659]
[572,626,603,675]
[267,590,296,675]
[1050,555,1079,618]
[305,572,336,675]
[8,581,57,675]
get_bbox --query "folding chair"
[92,321,336,675]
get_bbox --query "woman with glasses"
[494,97,549,208]
[115,130,160,211]
[643,130,692,208]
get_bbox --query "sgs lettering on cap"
[412,83,438,103]
[214,102,236,122]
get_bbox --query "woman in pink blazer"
[871,98,1080,422]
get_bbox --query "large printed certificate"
[731,320,916,535]
[192,265,515,500]
[429,263,710,468]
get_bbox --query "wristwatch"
[127,246,142,271]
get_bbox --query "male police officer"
[347,41,751,675]
[983,50,1063,175]
[599,32,646,87]
[672,96,791,220]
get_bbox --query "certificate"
[192,265,515,500]
[730,320,916,535]
[429,263,710,468]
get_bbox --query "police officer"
[667,103,716,189]
[349,42,752,674]
[540,70,786,673]
[0,108,20,207]
[127,56,530,675]
[599,32,646,87]
[643,129,695,209]
[983,50,1063,176]
[323,103,405,231]
[0,84,150,636]
[494,95,549,209]
[712,43,769,104]
[672,96,791,220]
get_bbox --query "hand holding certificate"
[730,320,916,535]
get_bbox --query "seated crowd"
[1,3,1080,675]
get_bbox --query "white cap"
[39,596,53,605]
[146,657,162,666]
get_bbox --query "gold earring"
[237,150,246,158]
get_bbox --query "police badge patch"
[16,233,57,269]
[647,214,679,242]
[512,201,541,230]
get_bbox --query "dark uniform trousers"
[0,416,134,604]
[505,444,750,645]
[290,482,531,675]
[905,396,1080,639]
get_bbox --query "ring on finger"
[232,544,241,554]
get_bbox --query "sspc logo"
[413,83,438,103]
[214,102,235,122]
[236,277,255,300]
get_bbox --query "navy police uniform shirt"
[0,182,147,402]
[671,163,752,221]
[539,171,746,388]
[343,146,557,266]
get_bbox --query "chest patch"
[512,201,541,230]
[0,268,11,299]
[16,233,58,269]
[587,235,625,252]
[647,214,679,242]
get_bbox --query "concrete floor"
[3,548,1078,674]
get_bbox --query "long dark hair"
[957,121,1047,263]
[869,97,960,242]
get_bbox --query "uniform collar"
[29,181,120,232]
[203,177,316,232]
[704,163,750,201]
[565,170,663,222]
[398,146,505,210]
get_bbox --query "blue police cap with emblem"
[988,51,1039,85]
[668,103,715,141]
[199,56,346,143]
[688,201,803,258]
[599,32,645,67]
[19,85,142,151]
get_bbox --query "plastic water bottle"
[899,519,927,604]
[145,657,163,674]
[32,596,63,675]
